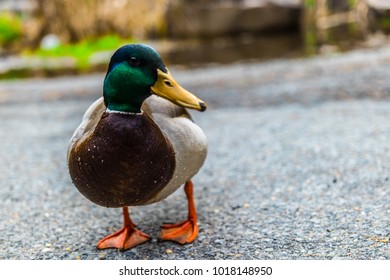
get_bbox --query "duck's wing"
[67,97,105,161]
[142,95,208,203]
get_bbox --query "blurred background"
[1,0,390,78]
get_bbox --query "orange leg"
[97,206,150,250]
[160,180,199,244]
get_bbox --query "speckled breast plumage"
[68,112,176,207]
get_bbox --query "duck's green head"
[103,44,206,113]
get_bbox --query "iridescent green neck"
[103,62,154,113]
[103,90,148,113]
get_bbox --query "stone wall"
[166,0,301,38]
[366,0,390,32]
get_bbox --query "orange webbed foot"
[97,225,150,250]
[160,219,198,244]
[97,207,150,250]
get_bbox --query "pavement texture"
[2,47,390,260]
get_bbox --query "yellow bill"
[151,69,207,112]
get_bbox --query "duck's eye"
[163,79,173,87]
[129,57,140,67]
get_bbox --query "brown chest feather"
[68,112,176,207]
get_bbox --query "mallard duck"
[67,44,207,250]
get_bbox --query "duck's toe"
[160,218,198,245]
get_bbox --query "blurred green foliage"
[26,34,135,69]
[0,12,23,46]
[304,29,317,55]
[348,0,356,7]
[304,0,316,9]
[378,17,390,29]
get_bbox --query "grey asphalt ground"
[2,46,390,260]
